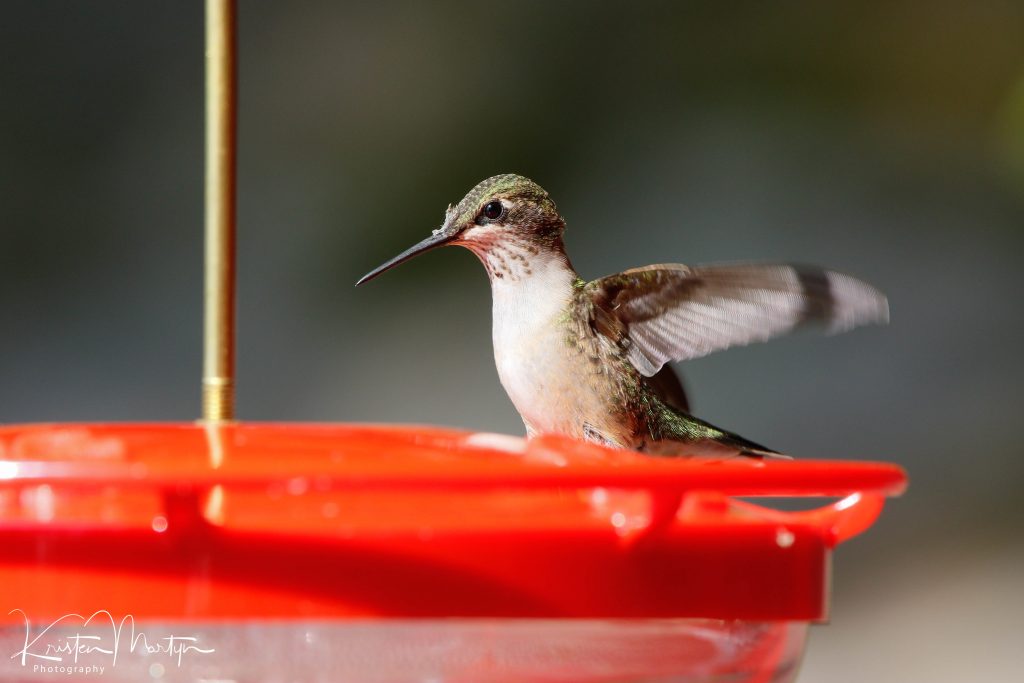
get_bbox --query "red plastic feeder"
[0,422,905,682]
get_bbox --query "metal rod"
[202,0,237,421]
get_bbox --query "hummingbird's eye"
[480,201,504,222]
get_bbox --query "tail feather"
[647,403,791,460]
[716,427,790,460]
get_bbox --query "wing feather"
[586,262,888,377]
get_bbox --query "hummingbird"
[357,174,888,458]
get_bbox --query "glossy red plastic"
[0,423,905,623]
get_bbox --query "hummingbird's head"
[357,174,567,285]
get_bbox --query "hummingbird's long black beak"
[356,229,457,286]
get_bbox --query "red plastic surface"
[0,423,906,623]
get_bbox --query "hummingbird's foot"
[582,423,622,449]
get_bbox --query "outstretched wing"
[585,262,888,377]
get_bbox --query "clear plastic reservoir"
[0,619,807,682]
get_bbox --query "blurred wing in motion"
[586,262,889,377]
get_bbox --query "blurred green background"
[1,1,1022,679]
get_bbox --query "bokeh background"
[2,1,1022,679]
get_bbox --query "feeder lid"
[0,423,905,622]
